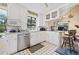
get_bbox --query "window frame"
[0,8,7,33]
[27,16,36,31]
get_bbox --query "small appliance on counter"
[40,27,47,31]
[9,29,20,33]
[8,25,21,33]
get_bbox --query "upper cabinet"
[45,9,60,21]
[8,4,20,19]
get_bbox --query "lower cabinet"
[30,32,40,46]
[0,33,30,55]
[0,31,61,54]
[30,31,61,47]
[0,39,8,54]
[4,34,17,54]
[0,34,17,54]
[46,31,60,47]
[30,32,45,46]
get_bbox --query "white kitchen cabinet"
[0,39,8,54]
[30,32,40,46]
[4,34,17,54]
[30,31,61,47]
[0,32,30,55]
[30,32,45,46]
[46,31,60,47]
[40,32,47,41]
[0,31,61,54]
[0,33,17,54]
[8,4,20,19]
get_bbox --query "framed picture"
[46,14,50,19]
[51,11,57,18]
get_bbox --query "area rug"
[28,43,44,53]
[55,48,79,55]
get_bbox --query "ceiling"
[20,3,67,14]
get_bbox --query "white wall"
[38,13,45,26]
[62,4,79,35]
[7,3,27,30]
[7,3,41,31]
[42,4,77,30]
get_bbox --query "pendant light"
[68,7,73,18]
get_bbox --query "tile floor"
[14,41,60,55]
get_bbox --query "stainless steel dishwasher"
[17,33,30,51]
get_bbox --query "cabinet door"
[47,32,60,47]
[40,32,47,42]
[30,32,46,46]
[0,39,8,54]
[8,4,20,19]
[6,34,17,54]
[30,32,41,46]
[30,33,38,46]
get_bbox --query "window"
[0,9,7,33]
[27,16,36,31]
[58,22,68,31]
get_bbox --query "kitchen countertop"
[0,31,64,38]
